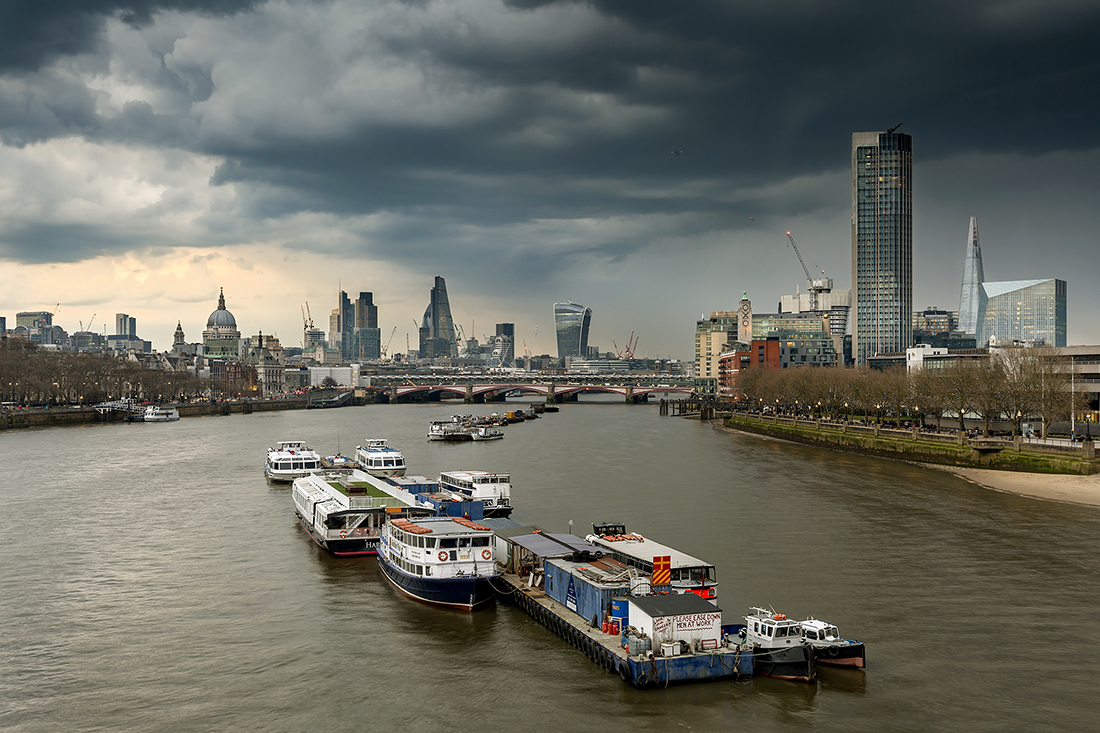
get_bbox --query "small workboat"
[471,427,504,441]
[355,439,407,476]
[742,607,816,682]
[799,618,865,668]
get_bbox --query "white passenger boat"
[129,405,180,422]
[292,469,436,555]
[742,607,816,682]
[264,440,322,483]
[799,618,866,668]
[471,427,504,441]
[586,523,718,601]
[437,471,513,518]
[355,439,407,476]
[377,516,500,609]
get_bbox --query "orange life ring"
[438,551,448,561]
[482,549,492,560]
[339,530,347,538]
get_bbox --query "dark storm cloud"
[1,0,1097,273]
[0,0,258,70]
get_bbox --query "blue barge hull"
[501,573,752,687]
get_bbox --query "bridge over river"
[364,379,694,404]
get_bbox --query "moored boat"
[355,439,407,476]
[742,607,816,682]
[292,469,436,555]
[438,470,513,518]
[377,516,500,609]
[265,440,322,483]
[586,522,718,601]
[799,618,865,668]
[471,426,504,441]
[129,404,180,422]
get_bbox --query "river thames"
[2,397,1099,732]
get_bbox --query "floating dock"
[497,572,753,688]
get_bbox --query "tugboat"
[799,618,865,668]
[377,516,500,610]
[742,607,816,682]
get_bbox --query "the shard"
[958,217,985,336]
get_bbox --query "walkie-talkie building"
[554,302,592,359]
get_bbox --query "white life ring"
[339,530,347,538]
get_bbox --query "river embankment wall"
[0,397,312,431]
[723,412,1098,476]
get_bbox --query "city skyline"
[1,1,1098,357]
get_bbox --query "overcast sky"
[1,0,1097,357]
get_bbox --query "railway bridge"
[367,381,694,404]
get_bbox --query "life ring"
[339,530,347,538]
[481,549,492,560]
[773,614,786,620]
[438,551,448,561]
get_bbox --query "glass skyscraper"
[553,302,592,359]
[419,276,457,359]
[957,217,984,336]
[978,279,1067,347]
[851,129,913,364]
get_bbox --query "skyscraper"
[851,129,913,364]
[494,323,515,367]
[958,217,985,336]
[352,292,380,360]
[553,302,591,359]
[419,276,457,358]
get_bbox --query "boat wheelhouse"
[437,471,513,518]
[585,523,718,601]
[743,607,816,682]
[292,469,436,556]
[377,516,500,610]
[799,618,866,668]
[265,441,322,483]
[355,439,407,476]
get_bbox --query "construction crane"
[381,326,398,359]
[785,231,829,312]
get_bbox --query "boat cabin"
[745,608,804,648]
[586,523,718,601]
[800,619,842,642]
[627,594,724,652]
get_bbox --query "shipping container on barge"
[291,469,436,556]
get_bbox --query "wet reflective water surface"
[2,398,1098,732]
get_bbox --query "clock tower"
[737,292,752,344]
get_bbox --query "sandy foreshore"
[921,465,1100,507]
[711,420,1100,508]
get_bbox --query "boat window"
[293,461,303,470]
[384,459,394,467]
[416,565,423,576]
[440,539,458,548]
[396,458,405,466]
[806,630,817,640]
[472,537,489,547]
[458,538,471,547]
[765,625,773,637]
[305,461,316,469]
[826,626,839,638]
[776,627,788,638]
[425,538,436,548]
[753,622,759,633]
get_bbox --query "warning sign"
[652,556,670,585]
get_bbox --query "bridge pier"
[465,384,474,404]
[546,383,556,405]
[625,386,633,404]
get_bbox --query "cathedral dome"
[206,288,237,329]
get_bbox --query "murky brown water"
[2,397,1098,731]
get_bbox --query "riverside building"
[851,128,913,364]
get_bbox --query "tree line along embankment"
[723,412,1098,476]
